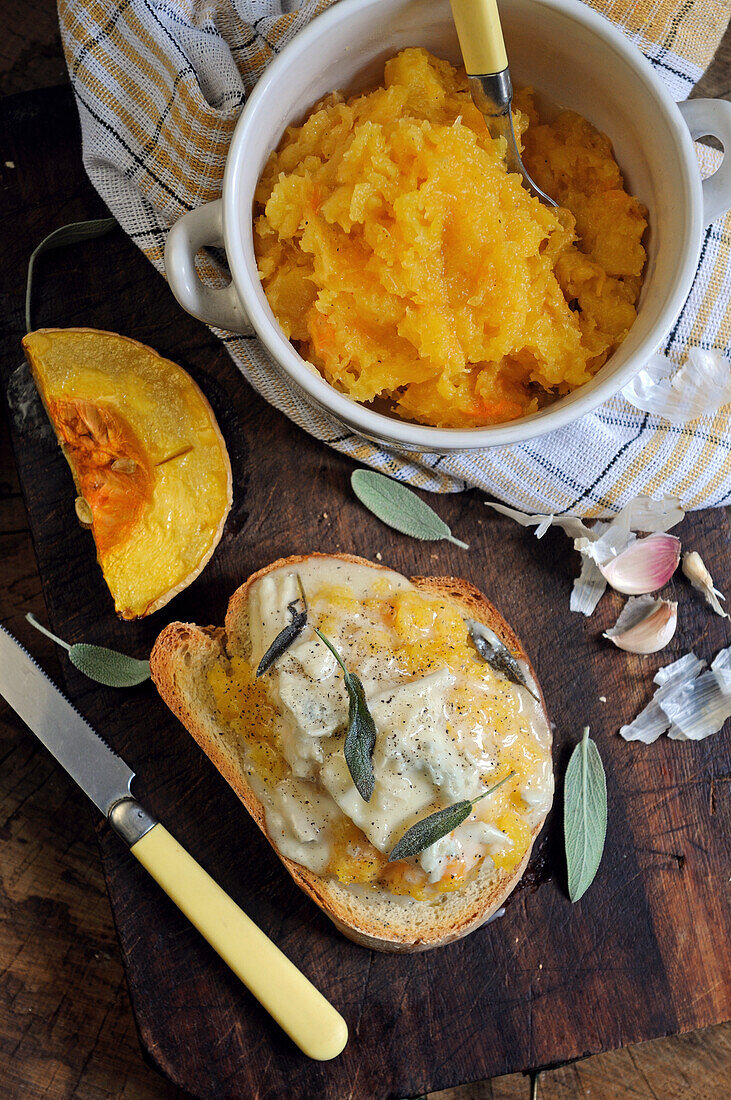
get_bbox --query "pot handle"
[678,98,731,226]
[164,199,252,333]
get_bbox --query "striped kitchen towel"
[57,0,731,516]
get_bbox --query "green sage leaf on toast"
[467,618,540,701]
[257,578,308,676]
[388,771,516,861]
[314,627,377,801]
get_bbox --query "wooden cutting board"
[1,86,729,1100]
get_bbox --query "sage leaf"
[26,217,117,332]
[389,801,473,862]
[314,627,377,801]
[67,644,151,687]
[388,771,516,861]
[342,671,377,802]
[564,726,607,902]
[256,610,307,676]
[467,619,539,701]
[256,581,308,676]
[351,470,469,549]
[25,613,150,688]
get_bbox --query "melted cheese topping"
[208,558,553,900]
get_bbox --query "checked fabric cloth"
[58,0,731,516]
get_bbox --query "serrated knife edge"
[0,625,135,817]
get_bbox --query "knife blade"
[0,627,134,815]
[0,626,348,1061]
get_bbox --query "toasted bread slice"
[150,553,551,952]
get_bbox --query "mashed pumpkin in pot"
[254,48,647,428]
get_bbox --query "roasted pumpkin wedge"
[23,328,232,619]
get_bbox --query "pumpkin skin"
[23,328,232,619]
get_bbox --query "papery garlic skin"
[598,533,681,595]
[619,647,731,743]
[571,555,607,616]
[604,596,678,654]
[660,651,731,739]
[485,501,592,541]
[622,348,731,425]
[620,654,706,742]
[682,551,728,618]
[624,495,685,533]
[487,495,685,539]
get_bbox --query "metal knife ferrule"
[109,798,158,846]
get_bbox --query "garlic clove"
[489,493,687,618]
[572,495,686,611]
[598,533,681,595]
[604,595,678,654]
[681,550,728,618]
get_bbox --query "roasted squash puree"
[254,48,647,428]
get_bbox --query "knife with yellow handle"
[0,626,348,1062]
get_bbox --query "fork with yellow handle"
[450,0,557,206]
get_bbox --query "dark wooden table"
[1,8,730,1099]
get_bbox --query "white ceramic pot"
[165,0,731,452]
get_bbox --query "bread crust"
[150,552,551,951]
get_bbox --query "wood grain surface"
[1,67,730,1100]
[2,7,731,1097]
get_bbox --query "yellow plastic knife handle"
[450,0,508,75]
[129,822,348,1060]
